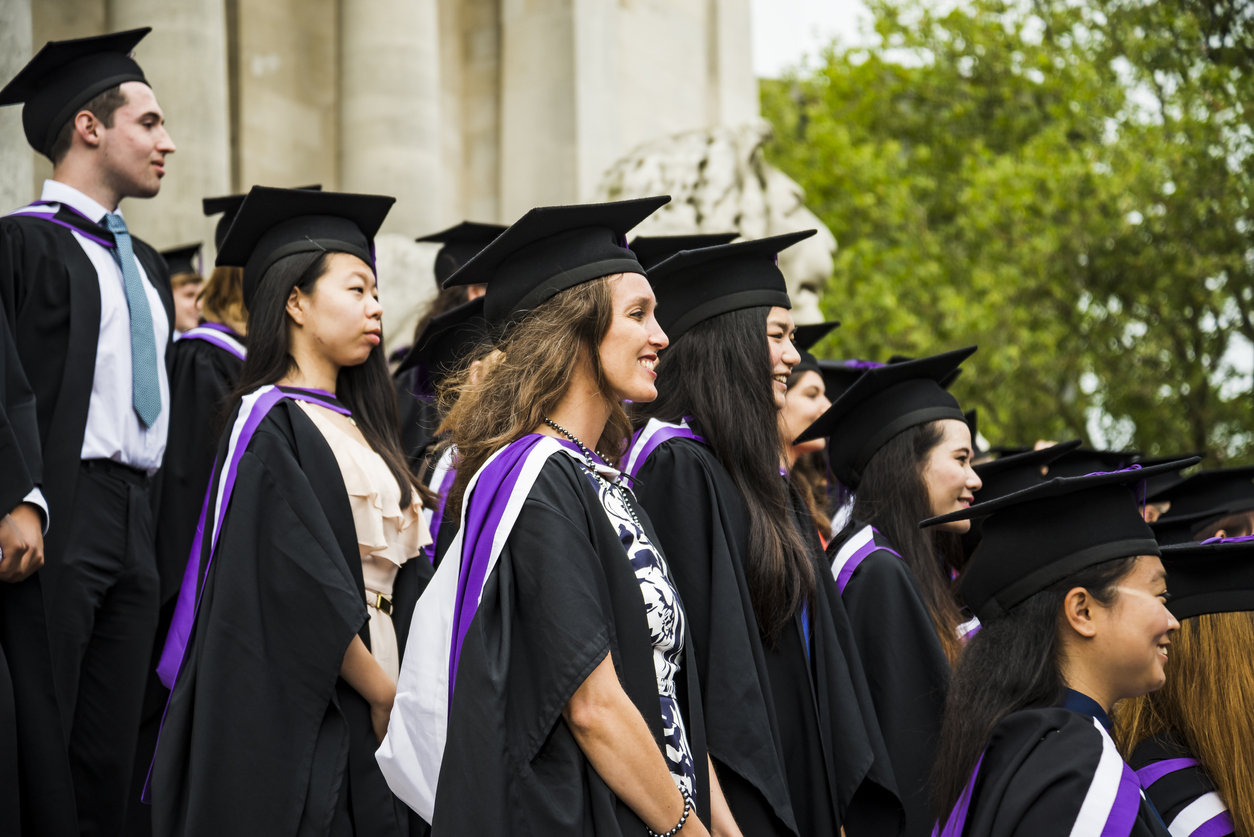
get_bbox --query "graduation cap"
[817,359,883,404]
[965,409,984,459]
[649,230,814,340]
[1150,509,1229,547]
[795,347,976,488]
[1044,447,1141,480]
[628,233,739,271]
[792,321,840,377]
[1158,536,1254,619]
[215,186,394,307]
[1154,466,1254,521]
[204,184,322,250]
[446,197,668,328]
[417,221,507,288]
[889,354,962,389]
[922,458,1199,621]
[0,28,150,158]
[393,297,489,394]
[161,243,203,278]
[1139,452,1203,501]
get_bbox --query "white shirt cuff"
[21,488,49,534]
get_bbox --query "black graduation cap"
[792,321,840,377]
[628,233,739,271]
[649,230,814,340]
[1154,466,1254,521]
[923,458,1199,621]
[203,184,322,250]
[215,187,394,307]
[889,354,962,389]
[446,197,668,328]
[161,243,203,277]
[1158,537,1254,619]
[1044,447,1141,480]
[965,409,984,458]
[795,347,976,488]
[1139,453,1203,501]
[393,297,489,394]
[817,359,883,404]
[417,221,507,288]
[0,28,150,158]
[1150,509,1228,547]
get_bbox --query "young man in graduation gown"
[0,28,177,834]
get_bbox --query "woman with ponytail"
[628,234,901,837]
[925,459,1194,837]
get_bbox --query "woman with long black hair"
[925,460,1193,837]
[793,349,980,837]
[378,198,741,837]
[626,233,901,837]
[150,187,433,836]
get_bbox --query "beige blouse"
[297,401,431,683]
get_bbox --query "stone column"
[108,0,232,253]
[0,0,34,212]
[339,0,442,236]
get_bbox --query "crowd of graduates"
[1,25,1252,837]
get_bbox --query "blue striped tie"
[102,212,162,427]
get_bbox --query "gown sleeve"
[1130,736,1234,837]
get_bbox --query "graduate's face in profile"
[767,307,800,410]
[599,272,668,403]
[1065,555,1177,702]
[173,281,203,333]
[97,82,176,199]
[288,253,383,370]
[782,370,830,456]
[922,419,982,533]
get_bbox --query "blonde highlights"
[438,276,631,521]
[1116,612,1254,837]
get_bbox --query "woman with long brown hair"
[378,198,740,837]
[1115,537,1254,837]
[627,234,901,837]
[794,348,981,837]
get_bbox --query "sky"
[751,0,872,78]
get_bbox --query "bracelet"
[647,788,692,837]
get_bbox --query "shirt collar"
[1062,688,1113,731]
[40,180,116,225]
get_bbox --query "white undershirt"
[40,180,170,473]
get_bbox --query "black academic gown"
[632,438,901,837]
[125,333,247,837]
[827,521,951,837]
[151,400,409,837]
[0,297,77,837]
[0,209,174,605]
[431,453,711,836]
[1130,734,1233,836]
[949,708,1169,837]
[394,369,440,468]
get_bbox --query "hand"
[9,503,44,576]
[370,688,395,744]
[0,514,32,583]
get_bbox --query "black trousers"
[48,460,159,837]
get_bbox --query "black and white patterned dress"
[577,461,698,799]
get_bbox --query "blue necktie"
[102,212,162,427]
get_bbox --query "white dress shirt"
[40,180,170,473]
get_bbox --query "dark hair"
[837,421,967,661]
[232,250,430,508]
[631,307,816,646]
[410,285,472,345]
[49,85,128,164]
[933,555,1137,824]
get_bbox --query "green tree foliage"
[762,0,1254,461]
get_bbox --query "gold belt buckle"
[368,591,393,616]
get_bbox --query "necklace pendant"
[348,417,357,427]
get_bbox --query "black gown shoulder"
[151,400,409,837]
[951,708,1169,837]
[1129,734,1233,837]
[432,451,709,836]
[826,524,950,837]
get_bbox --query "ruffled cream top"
[298,401,431,682]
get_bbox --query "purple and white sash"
[622,417,706,479]
[177,322,246,361]
[376,434,587,821]
[829,524,902,594]
[5,200,117,248]
[1137,759,1233,837]
[421,445,457,563]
